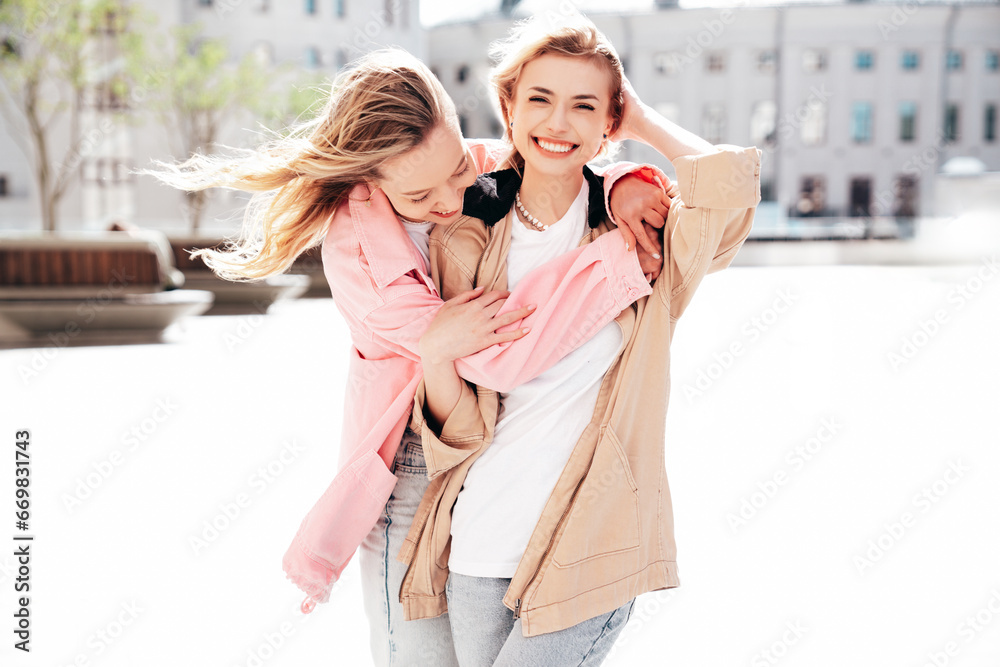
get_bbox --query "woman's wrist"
[419,337,447,366]
[624,103,656,146]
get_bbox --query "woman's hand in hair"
[609,75,650,145]
[608,172,671,257]
[419,287,536,365]
[635,222,664,283]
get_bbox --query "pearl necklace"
[515,191,549,231]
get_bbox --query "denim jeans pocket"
[393,427,427,476]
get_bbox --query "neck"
[517,164,585,227]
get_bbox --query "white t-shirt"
[448,180,624,578]
[401,218,435,272]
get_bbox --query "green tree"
[0,0,148,230]
[141,24,275,232]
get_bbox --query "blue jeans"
[445,572,635,667]
[359,428,460,667]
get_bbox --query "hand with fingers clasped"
[419,286,536,366]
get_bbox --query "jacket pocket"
[551,427,640,568]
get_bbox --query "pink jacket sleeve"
[359,152,658,389]
[362,227,650,389]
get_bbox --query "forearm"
[420,358,469,432]
[452,229,649,392]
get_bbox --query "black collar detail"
[462,165,607,229]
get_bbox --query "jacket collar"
[462,165,607,229]
[347,183,427,289]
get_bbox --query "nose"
[437,187,462,213]
[545,103,569,134]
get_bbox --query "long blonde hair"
[489,12,625,171]
[144,49,456,281]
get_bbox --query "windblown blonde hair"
[143,49,456,281]
[489,12,625,171]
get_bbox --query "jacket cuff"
[600,162,671,227]
[411,381,484,479]
[595,229,653,310]
[672,145,761,210]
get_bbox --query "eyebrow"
[529,86,600,101]
[400,154,469,196]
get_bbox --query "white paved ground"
[2,262,999,667]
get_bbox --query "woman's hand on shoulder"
[419,287,535,364]
[608,172,671,257]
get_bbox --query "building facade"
[1,0,997,232]
[0,0,424,232]
[428,0,1000,222]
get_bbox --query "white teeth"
[536,139,574,153]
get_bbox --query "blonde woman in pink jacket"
[146,48,672,665]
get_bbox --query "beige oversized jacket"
[398,145,762,637]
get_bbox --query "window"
[988,51,999,72]
[706,52,725,73]
[899,102,917,142]
[304,46,320,68]
[701,103,726,144]
[795,177,825,217]
[986,104,996,143]
[757,50,776,74]
[335,0,346,18]
[944,103,960,142]
[802,49,827,72]
[653,52,682,76]
[760,181,775,202]
[83,159,133,185]
[893,175,918,218]
[849,177,872,217]
[93,79,128,111]
[851,102,873,144]
[456,65,469,84]
[800,98,826,146]
[901,50,920,70]
[305,0,316,15]
[946,50,963,71]
[750,101,776,147]
[855,50,874,71]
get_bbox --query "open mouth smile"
[533,137,579,155]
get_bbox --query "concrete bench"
[167,236,313,314]
[0,230,213,343]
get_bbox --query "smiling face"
[376,120,477,224]
[508,53,615,178]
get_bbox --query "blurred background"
[1,1,999,666]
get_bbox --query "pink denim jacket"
[282,139,665,609]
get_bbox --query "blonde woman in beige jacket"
[398,13,762,666]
